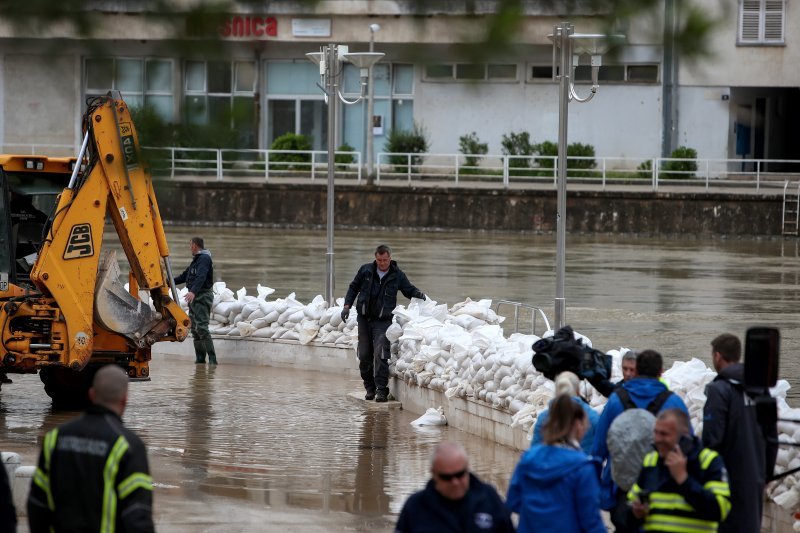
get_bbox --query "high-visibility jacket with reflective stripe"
[27,404,155,533]
[628,443,731,532]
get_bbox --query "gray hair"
[430,441,468,469]
[622,350,637,363]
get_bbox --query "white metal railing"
[140,147,362,182]
[4,141,799,193]
[494,300,551,336]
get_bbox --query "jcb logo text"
[63,224,94,260]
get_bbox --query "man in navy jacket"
[395,442,514,533]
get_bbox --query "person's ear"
[88,387,96,404]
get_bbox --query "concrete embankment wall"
[154,180,784,236]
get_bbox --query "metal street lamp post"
[366,23,381,181]
[307,44,384,306]
[549,23,623,330]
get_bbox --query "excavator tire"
[39,366,97,409]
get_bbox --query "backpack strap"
[615,387,637,410]
[646,389,673,414]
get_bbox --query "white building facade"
[0,0,795,168]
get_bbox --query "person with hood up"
[174,236,217,365]
[507,394,605,533]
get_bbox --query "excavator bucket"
[94,250,162,346]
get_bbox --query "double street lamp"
[307,44,384,305]
[549,23,623,330]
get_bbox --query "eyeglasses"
[435,469,468,481]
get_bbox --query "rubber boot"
[193,340,206,364]
[205,340,218,365]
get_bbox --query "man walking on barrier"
[343,244,425,402]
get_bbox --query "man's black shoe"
[365,390,376,401]
[375,392,388,403]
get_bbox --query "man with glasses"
[395,441,514,532]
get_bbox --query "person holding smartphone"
[628,409,731,532]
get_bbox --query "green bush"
[535,141,596,170]
[637,159,653,179]
[384,124,429,173]
[335,143,355,170]
[458,132,488,168]
[269,133,312,170]
[500,131,535,169]
[661,146,698,179]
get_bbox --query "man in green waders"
[175,237,217,364]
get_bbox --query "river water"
[163,226,800,392]
[4,227,798,531]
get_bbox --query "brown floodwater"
[4,226,798,531]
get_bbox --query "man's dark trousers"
[190,289,217,364]
[357,315,391,395]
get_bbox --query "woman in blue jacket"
[531,371,599,454]
[507,394,605,533]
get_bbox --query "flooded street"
[2,360,520,531]
[4,226,799,531]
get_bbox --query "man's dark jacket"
[344,260,423,320]
[27,404,155,533]
[395,473,515,532]
[174,249,214,294]
[703,362,778,533]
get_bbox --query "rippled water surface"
[4,227,798,530]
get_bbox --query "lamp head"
[570,33,626,56]
[341,51,384,69]
[370,23,381,33]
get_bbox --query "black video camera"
[532,325,612,382]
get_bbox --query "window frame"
[84,57,175,120]
[526,62,660,84]
[738,0,785,45]
[182,59,257,127]
[422,62,519,83]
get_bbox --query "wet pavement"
[3,359,520,531]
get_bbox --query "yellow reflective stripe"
[33,467,54,511]
[101,436,129,533]
[646,513,718,532]
[716,494,731,521]
[648,492,693,512]
[644,451,659,467]
[42,429,59,471]
[698,448,717,470]
[628,483,642,503]
[704,480,730,496]
[117,472,153,499]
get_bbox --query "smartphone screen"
[744,327,779,388]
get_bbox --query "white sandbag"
[411,407,447,426]
[298,319,320,345]
[256,284,276,300]
[280,329,300,341]
[386,323,403,343]
[252,326,276,338]
[235,321,256,337]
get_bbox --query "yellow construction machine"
[0,92,189,405]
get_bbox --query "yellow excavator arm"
[0,92,189,404]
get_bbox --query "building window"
[423,63,518,82]
[527,63,659,84]
[84,57,174,121]
[184,60,257,147]
[739,0,785,44]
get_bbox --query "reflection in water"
[352,411,390,516]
